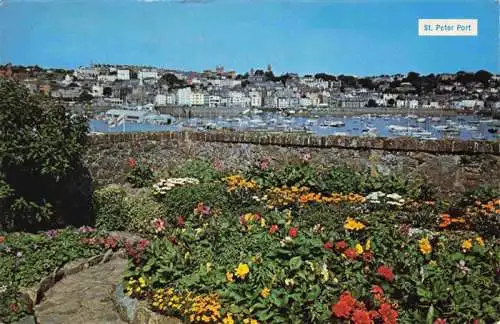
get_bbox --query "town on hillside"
[0,64,498,116]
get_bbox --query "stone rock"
[62,258,86,276]
[13,315,36,324]
[100,249,114,264]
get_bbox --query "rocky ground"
[35,257,128,324]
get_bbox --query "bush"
[126,190,168,234]
[126,159,154,188]
[93,185,129,231]
[159,182,228,222]
[0,80,91,231]
[322,166,363,194]
[169,159,221,183]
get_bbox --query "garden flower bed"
[116,160,500,324]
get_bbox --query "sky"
[0,0,498,76]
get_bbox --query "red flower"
[128,158,136,168]
[331,291,356,318]
[335,240,348,251]
[8,303,19,313]
[323,241,334,250]
[269,224,279,234]
[168,235,178,245]
[378,303,398,324]
[352,309,371,324]
[343,248,358,260]
[377,265,395,282]
[289,227,298,238]
[259,157,270,170]
[370,285,384,300]
[362,251,374,263]
[433,319,446,324]
[177,216,185,227]
[137,239,150,250]
[104,236,118,249]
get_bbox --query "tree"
[366,99,377,107]
[474,70,492,85]
[103,87,113,97]
[387,98,396,107]
[0,80,92,231]
[78,90,94,102]
[358,78,375,90]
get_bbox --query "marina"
[90,109,500,141]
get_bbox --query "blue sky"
[0,0,498,76]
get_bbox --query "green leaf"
[426,305,434,324]
[289,256,303,270]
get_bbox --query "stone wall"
[85,131,500,196]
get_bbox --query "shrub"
[169,159,221,183]
[126,159,154,188]
[0,80,91,231]
[159,182,228,222]
[322,166,363,194]
[126,190,168,234]
[93,185,129,231]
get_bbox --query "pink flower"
[151,218,166,233]
[323,241,334,250]
[177,216,185,227]
[289,227,298,238]
[128,158,137,168]
[302,153,311,162]
[259,157,270,170]
[269,224,279,234]
[137,239,150,250]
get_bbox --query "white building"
[191,92,205,106]
[166,94,176,105]
[176,87,192,106]
[278,97,289,109]
[299,97,312,107]
[229,91,245,107]
[74,67,98,80]
[117,69,130,81]
[91,85,104,97]
[249,91,262,107]
[409,99,419,109]
[208,95,221,108]
[139,70,158,80]
[98,74,117,83]
[155,94,167,106]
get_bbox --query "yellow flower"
[475,236,484,246]
[344,217,366,231]
[260,218,266,227]
[429,260,437,266]
[419,238,432,255]
[355,243,364,255]
[365,239,371,251]
[138,277,147,287]
[235,263,250,279]
[226,271,234,283]
[260,287,270,298]
[222,313,234,324]
[462,239,473,251]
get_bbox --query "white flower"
[386,201,403,206]
[0,285,7,294]
[386,193,402,201]
[284,278,295,286]
[305,261,315,272]
[320,264,329,282]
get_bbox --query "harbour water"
[89,113,500,141]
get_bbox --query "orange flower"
[0,236,5,244]
[377,265,395,282]
[331,291,356,319]
[352,309,371,324]
[378,303,398,324]
[439,214,451,228]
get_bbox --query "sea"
[89,114,500,141]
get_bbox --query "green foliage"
[461,186,500,207]
[93,185,129,231]
[169,159,221,183]
[126,163,154,188]
[322,166,363,194]
[126,190,168,234]
[158,182,228,222]
[0,80,91,231]
[247,164,323,191]
[0,228,108,322]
